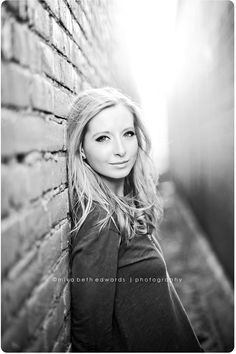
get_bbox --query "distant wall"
[167,1,234,281]
[1,0,135,351]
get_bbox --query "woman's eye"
[124,131,135,137]
[95,135,109,142]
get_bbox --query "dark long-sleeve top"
[70,204,204,352]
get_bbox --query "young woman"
[67,87,204,352]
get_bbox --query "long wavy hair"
[67,87,163,245]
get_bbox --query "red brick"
[51,18,68,56]
[4,0,28,20]
[79,27,90,56]
[1,63,31,107]
[72,18,83,48]
[71,66,81,92]
[2,109,65,156]
[61,220,71,251]
[64,33,72,58]
[12,22,29,66]
[38,228,62,274]
[23,333,45,352]
[58,0,72,35]
[43,0,60,18]
[60,58,74,90]
[4,248,41,315]
[77,52,90,80]
[80,0,93,26]
[48,189,69,227]
[27,252,69,335]
[70,41,79,67]
[1,0,123,351]
[2,282,11,329]
[1,216,21,275]
[67,0,81,24]
[54,55,74,90]
[54,54,69,86]
[1,164,10,217]
[62,282,70,313]
[53,86,72,118]
[40,42,55,78]
[41,156,67,190]
[27,161,44,199]
[43,296,65,351]
[2,164,31,210]
[2,23,41,71]
[28,31,42,73]
[53,53,62,83]
[1,308,29,352]
[72,46,87,78]
[19,202,51,251]
[53,252,70,296]
[51,18,63,52]
[31,75,54,112]
[28,0,51,39]
[2,157,67,208]
[1,16,14,60]
[27,273,56,335]
[80,10,92,43]
[2,202,51,276]
[52,318,71,352]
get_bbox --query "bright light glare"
[114,0,178,174]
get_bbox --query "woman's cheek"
[85,143,106,162]
[132,139,139,157]
[94,147,111,165]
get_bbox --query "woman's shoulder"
[70,202,120,258]
[86,202,118,230]
[72,202,119,240]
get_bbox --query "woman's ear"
[80,147,86,160]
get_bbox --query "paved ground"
[158,181,234,352]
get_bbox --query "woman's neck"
[100,177,125,197]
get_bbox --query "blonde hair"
[67,87,163,245]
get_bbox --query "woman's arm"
[70,208,120,352]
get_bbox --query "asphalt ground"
[158,181,234,352]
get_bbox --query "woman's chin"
[100,170,132,181]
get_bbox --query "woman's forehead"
[87,104,134,134]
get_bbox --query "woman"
[67,87,204,352]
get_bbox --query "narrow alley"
[159,181,234,352]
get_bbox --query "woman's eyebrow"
[92,127,135,138]
[92,130,110,138]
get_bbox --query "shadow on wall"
[167,0,234,282]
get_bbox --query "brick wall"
[1,0,125,351]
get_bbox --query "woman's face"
[83,103,139,183]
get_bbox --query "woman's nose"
[113,138,126,156]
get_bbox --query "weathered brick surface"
[2,308,30,352]
[1,156,67,216]
[52,317,71,352]
[2,109,66,156]
[48,189,69,226]
[2,62,31,107]
[2,0,122,350]
[3,248,41,315]
[61,220,71,251]
[31,75,54,112]
[1,216,21,274]
[43,296,67,351]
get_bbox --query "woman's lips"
[110,160,129,165]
